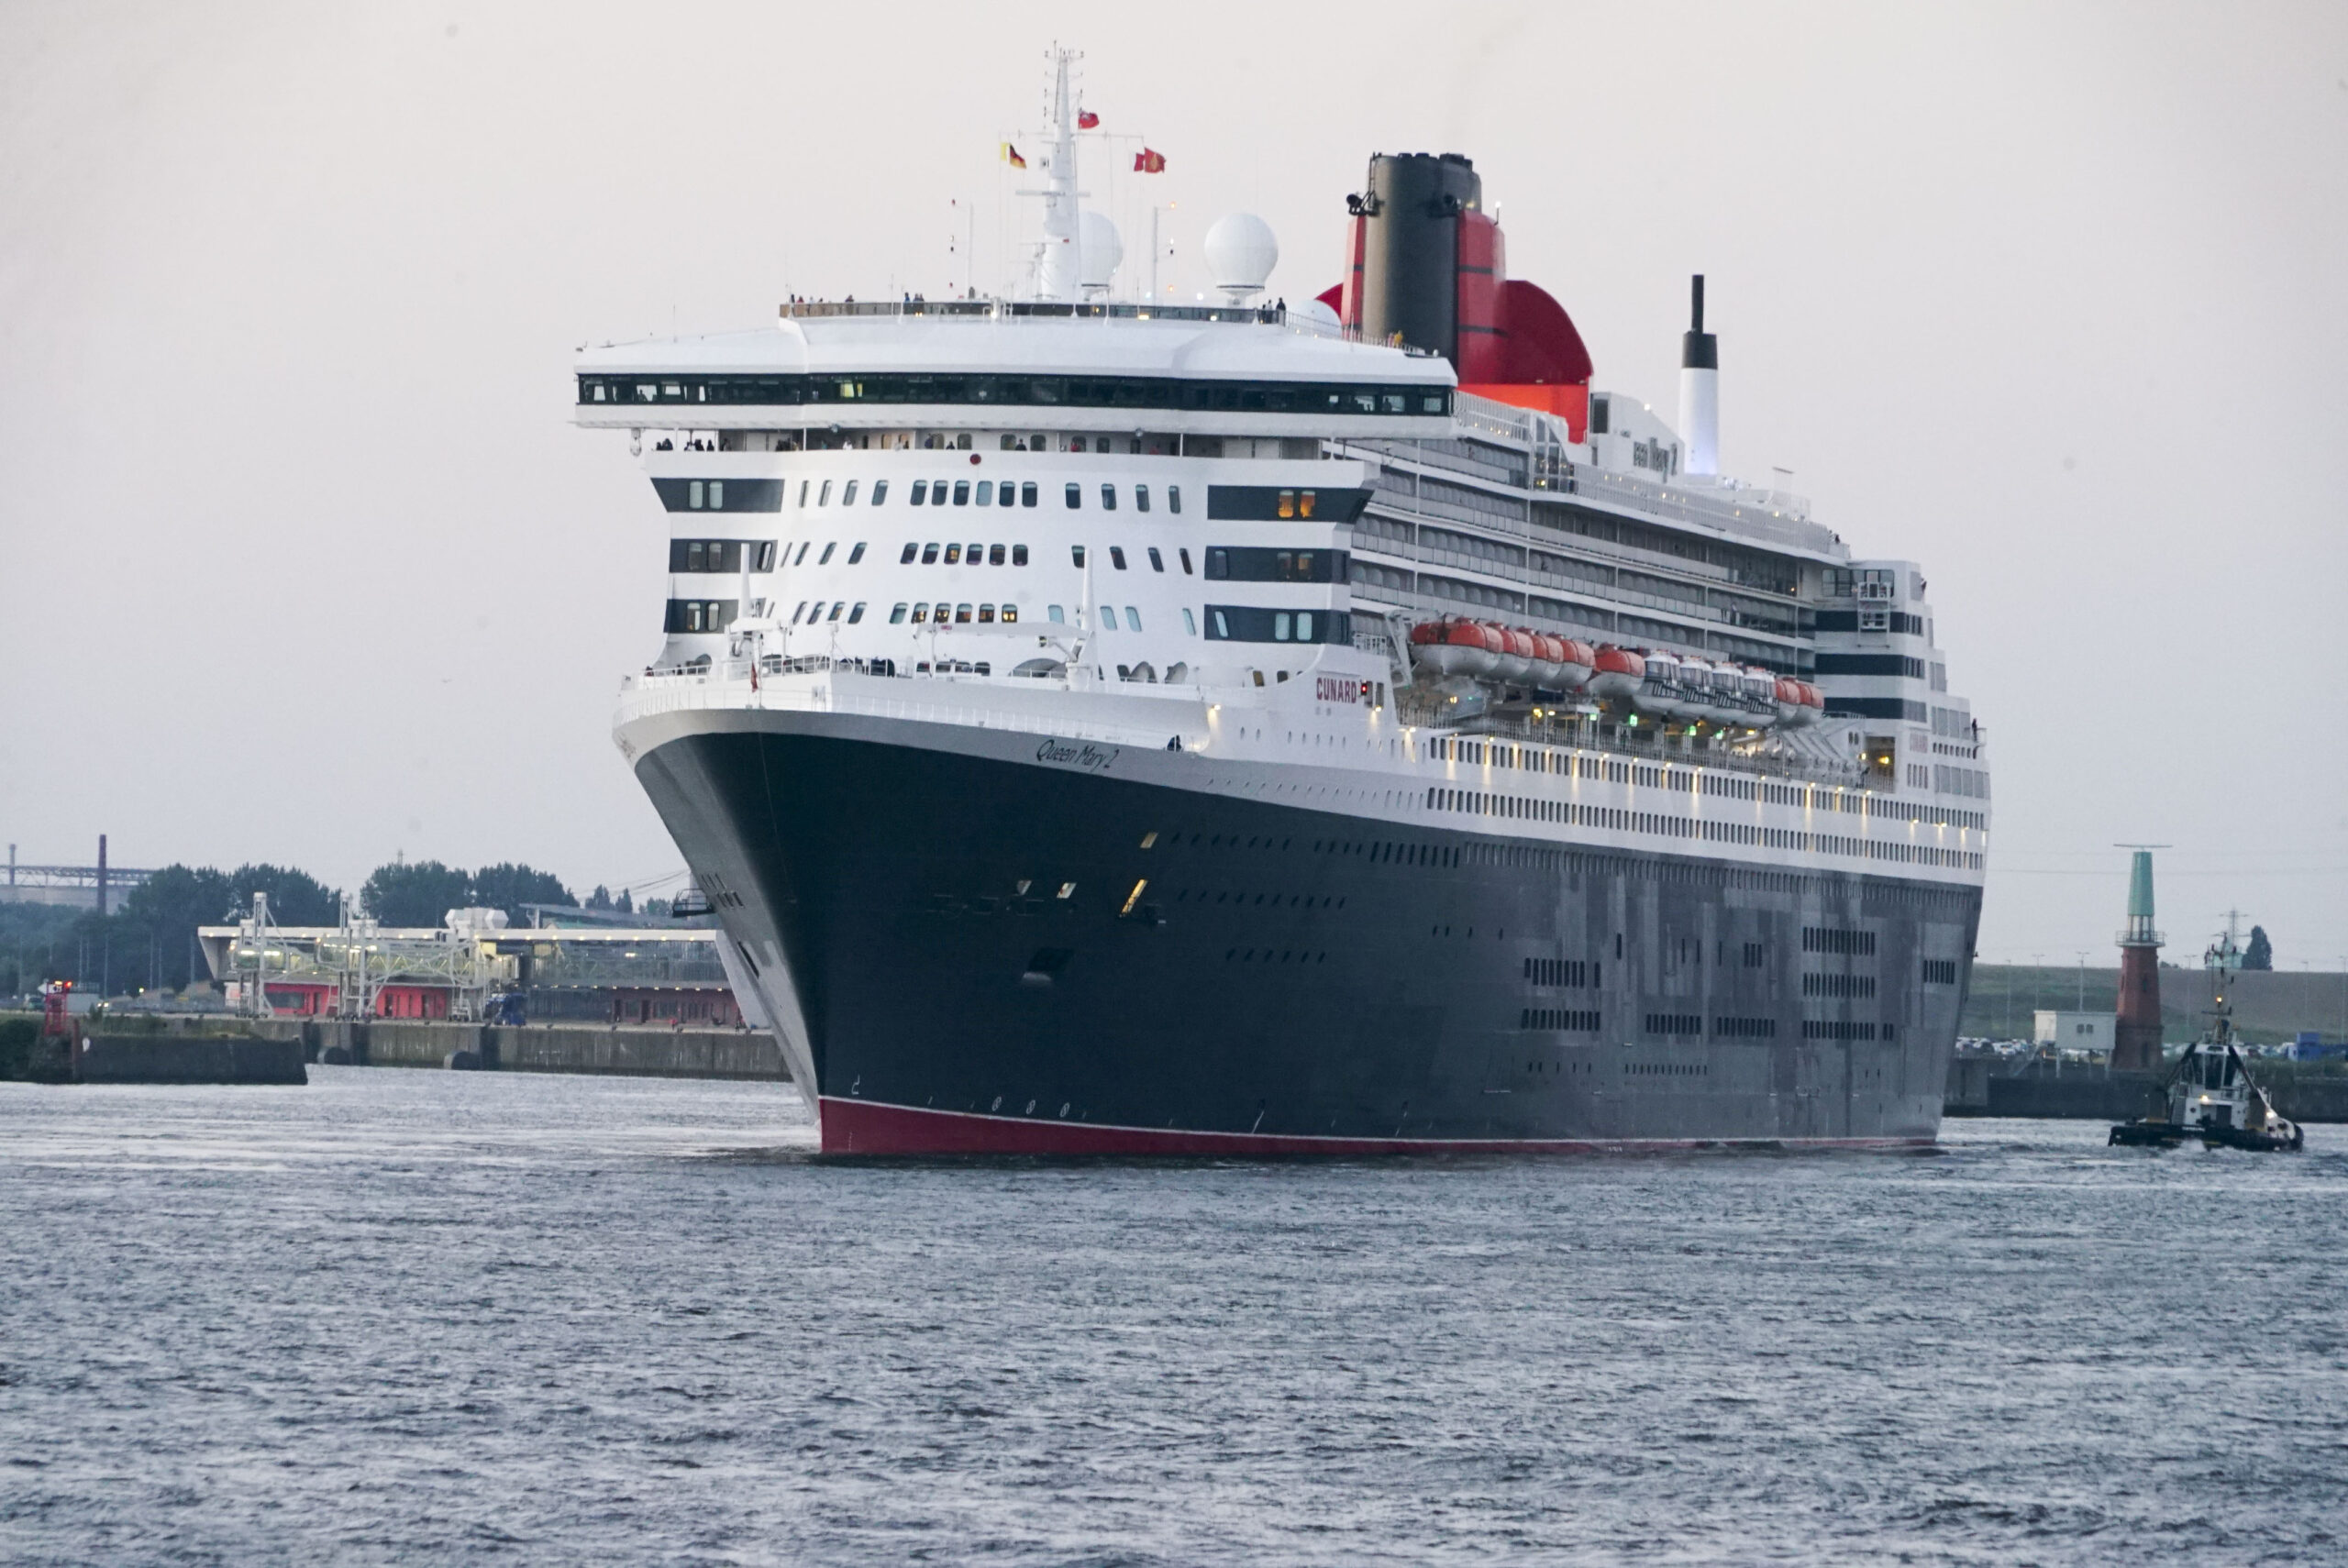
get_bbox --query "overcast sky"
[2,1,2342,966]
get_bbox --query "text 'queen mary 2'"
[580,85,1988,1154]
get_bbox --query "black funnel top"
[1682,274,1717,370]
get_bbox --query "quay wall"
[308,1019,788,1081]
[1944,1057,2348,1122]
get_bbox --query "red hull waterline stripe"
[819,1098,1930,1156]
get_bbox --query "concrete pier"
[305,1019,788,1081]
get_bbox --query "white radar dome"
[1079,211,1124,293]
[1205,212,1278,303]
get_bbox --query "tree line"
[2,859,585,998]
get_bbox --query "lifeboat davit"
[1640,650,1689,715]
[1587,644,1645,700]
[1409,617,1500,677]
[1551,636,1597,690]
[1488,624,1535,682]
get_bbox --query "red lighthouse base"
[2113,946,2163,1071]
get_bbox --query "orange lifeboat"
[1488,624,1535,682]
[1524,633,1567,688]
[1409,617,1501,678]
[1587,643,1645,701]
[1552,637,1597,690]
[1777,677,1823,727]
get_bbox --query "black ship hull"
[632,712,1979,1154]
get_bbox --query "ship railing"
[782,298,1299,328]
[1405,702,1865,787]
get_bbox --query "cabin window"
[1012,544,1029,566]
[842,480,858,505]
[819,480,833,506]
[689,480,704,509]
[1001,604,1018,624]
[978,603,995,624]
[944,544,962,564]
[709,481,724,508]
[1065,482,1082,509]
[910,480,928,505]
[687,541,705,571]
[997,481,1014,507]
[1147,547,1164,572]
[847,542,866,564]
[1102,607,1120,631]
[871,480,889,505]
[1168,485,1181,515]
[966,540,982,563]
[900,542,918,564]
[955,602,973,624]
[1021,481,1038,507]
[989,544,1006,566]
[890,602,908,624]
[1048,605,1066,623]
[792,542,810,565]
[1124,606,1143,631]
[1110,546,1128,570]
[791,602,807,624]
[952,480,969,506]
[847,602,867,624]
[930,481,948,506]
[1178,547,1192,575]
[1071,545,1086,567]
[921,542,939,564]
[1181,608,1196,635]
[823,602,841,622]
[818,542,836,565]
[797,480,809,506]
[1101,483,1118,511]
[976,480,992,505]
[1135,484,1151,513]
[911,602,928,623]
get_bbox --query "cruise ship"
[579,54,1988,1153]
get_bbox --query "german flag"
[1134,147,1165,173]
[1001,142,1026,169]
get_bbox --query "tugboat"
[2110,920,2303,1152]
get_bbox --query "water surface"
[3,1069,2342,1564]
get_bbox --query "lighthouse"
[2111,849,2165,1071]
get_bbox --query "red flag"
[1077,110,1100,129]
[1134,147,1165,173]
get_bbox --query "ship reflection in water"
[2,1069,2341,1563]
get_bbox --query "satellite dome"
[1079,210,1124,293]
[1204,212,1278,303]
[1292,296,1341,330]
